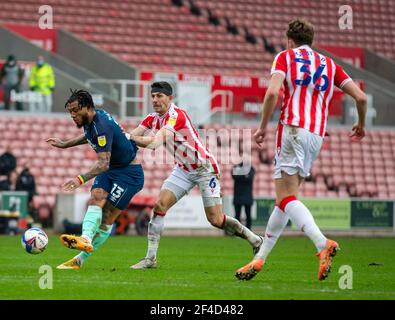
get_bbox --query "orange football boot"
[59,234,93,253]
[317,239,340,281]
[235,258,265,281]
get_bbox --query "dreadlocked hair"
[65,89,95,109]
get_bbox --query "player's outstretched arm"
[62,151,110,191]
[341,81,367,140]
[46,134,87,149]
[130,127,169,150]
[129,125,148,137]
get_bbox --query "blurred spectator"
[0,145,17,176]
[0,176,11,191]
[171,0,183,7]
[15,165,36,203]
[225,17,238,35]
[188,0,201,16]
[262,36,277,54]
[9,169,18,190]
[0,54,24,110]
[0,169,17,192]
[29,55,55,113]
[231,160,255,230]
[15,164,37,221]
[207,8,220,26]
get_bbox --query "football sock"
[280,196,327,252]
[256,206,289,260]
[146,212,165,260]
[76,224,112,264]
[81,205,103,242]
[222,215,262,248]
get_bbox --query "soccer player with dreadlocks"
[46,89,144,269]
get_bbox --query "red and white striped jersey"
[271,45,352,137]
[140,103,220,174]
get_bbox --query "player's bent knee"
[205,208,223,228]
[102,212,120,225]
[88,188,108,207]
[88,198,106,207]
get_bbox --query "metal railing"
[85,79,151,118]
[85,79,233,123]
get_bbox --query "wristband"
[76,175,87,185]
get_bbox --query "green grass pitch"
[1,235,394,300]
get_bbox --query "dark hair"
[65,89,95,109]
[151,81,173,96]
[286,19,314,46]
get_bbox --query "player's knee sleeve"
[202,197,222,208]
[149,214,165,235]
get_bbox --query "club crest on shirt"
[98,135,107,147]
[167,116,177,127]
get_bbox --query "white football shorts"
[273,124,323,179]
[162,165,222,207]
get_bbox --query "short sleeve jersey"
[83,109,138,168]
[271,45,352,136]
[140,103,219,174]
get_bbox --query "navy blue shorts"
[91,164,144,210]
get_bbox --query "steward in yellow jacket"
[29,56,55,96]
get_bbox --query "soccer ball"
[21,227,48,254]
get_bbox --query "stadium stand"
[0,0,274,77]
[1,0,394,80]
[1,0,395,77]
[195,0,395,61]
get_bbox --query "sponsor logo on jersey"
[98,135,107,147]
[167,116,177,127]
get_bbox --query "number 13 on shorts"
[110,183,125,202]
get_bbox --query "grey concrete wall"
[57,30,139,117]
[0,26,118,113]
[317,47,395,126]
[365,49,395,85]
[51,68,119,114]
[57,29,137,80]
[1,27,102,85]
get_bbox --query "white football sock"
[281,196,327,252]
[222,215,261,247]
[81,235,92,243]
[146,213,165,260]
[256,206,289,260]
